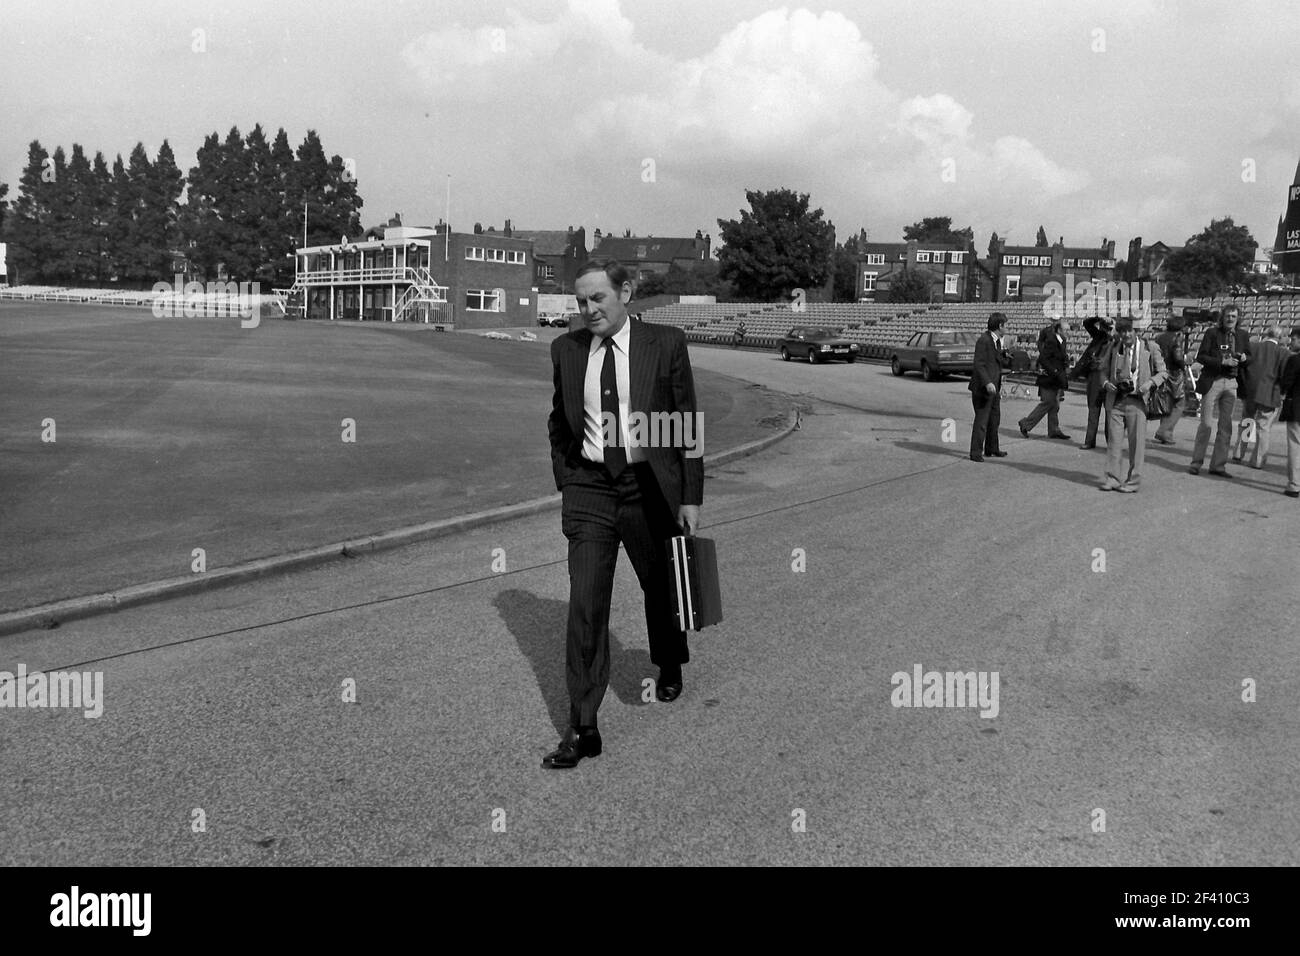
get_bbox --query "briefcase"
[665,535,723,632]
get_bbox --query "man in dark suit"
[543,259,703,769]
[1231,322,1288,469]
[1280,327,1300,497]
[968,312,1013,462]
[1076,315,1116,448]
[1018,317,1072,439]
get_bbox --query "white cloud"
[398,2,1104,237]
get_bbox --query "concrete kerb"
[0,406,801,637]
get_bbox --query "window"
[507,250,526,264]
[1078,258,1094,267]
[866,254,885,265]
[466,247,485,261]
[639,270,653,280]
[945,273,958,294]
[484,248,506,263]
[542,265,556,279]
[1006,276,1021,296]
[1098,258,1114,268]
[926,251,944,263]
[1062,258,1075,267]
[916,252,931,263]
[949,252,964,263]
[907,332,923,347]
[863,272,878,292]
[636,245,647,258]
[1003,255,1020,266]
[466,289,503,311]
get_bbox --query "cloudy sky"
[3,0,1298,254]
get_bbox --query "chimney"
[474,222,483,235]
[504,219,513,237]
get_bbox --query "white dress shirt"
[582,319,646,465]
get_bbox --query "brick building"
[590,230,713,282]
[987,236,1122,302]
[855,239,977,302]
[292,217,537,328]
[510,223,588,294]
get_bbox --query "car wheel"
[780,346,790,361]
[890,357,903,376]
[807,350,817,364]
[921,360,936,382]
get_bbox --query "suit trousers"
[561,459,688,729]
[1020,386,1062,434]
[1287,420,1300,494]
[1191,377,1237,470]
[1085,375,1111,446]
[970,388,1002,457]
[1231,400,1278,467]
[1104,393,1148,487]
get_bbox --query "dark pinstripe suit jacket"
[548,319,704,518]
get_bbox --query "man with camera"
[1189,306,1251,477]
[1099,317,1167,493]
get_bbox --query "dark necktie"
[601,338,627,477]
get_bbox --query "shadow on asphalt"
[493,589,653,735]
[892,438,1101,487]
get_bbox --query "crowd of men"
[969,305,1300,497]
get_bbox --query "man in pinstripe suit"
[543,260,704,769]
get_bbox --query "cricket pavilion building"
[285,216,540,329]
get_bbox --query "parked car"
[778,327,860,364]
[537,313,574,328]
[890,330,978,381]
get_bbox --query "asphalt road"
[1,350,1296,865]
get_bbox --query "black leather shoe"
[1018,423,1031,438]
[1081,442,1096,449]
[541,727,602,769]
[1048,432,1071,440]
[656,668,683,702]
[1208,468,1233,478]
[987,450,1008,457]
[1285,490,1299,498]
[969,455,985,462]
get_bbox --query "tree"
[888,267,933,303]
[62,144,98,282]
[0,180,8,237]
[7,141,55,283]
[987,231,1001,258]
[269,127,299,286]
[1035,226,1049,247]
[903,216,974,246]
[634,261,735,301]
[90,152,113,282]
[1165,217,1258,298]
[833,227,868,302]
[716,188,833,300]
